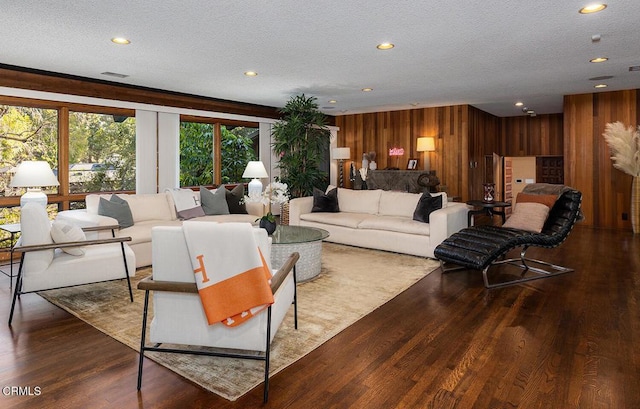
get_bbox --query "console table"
[366,170,439,193]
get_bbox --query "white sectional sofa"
[288,188,468,258]
[56,191,261,268]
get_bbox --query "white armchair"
[136,224,299,403]
[9,203,136,326]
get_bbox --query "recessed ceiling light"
[594,84,608,88]
[515,102,524,107]
[376,42,394,50]
[111,37,131,45]
[328,100,337,104]
[579,3,607,14]
[362,88,373,92]
[629,66,640,72]
[244,71,258,77]
[590,57,608,63]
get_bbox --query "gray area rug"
[39,243,440,401]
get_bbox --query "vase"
[632,176,640,234]
[259,219,277,235]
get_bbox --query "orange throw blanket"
[182,221,274,326]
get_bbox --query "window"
[180,121,214,187]
[179,119,259,187]
[68,111,136,193]
[1,104,59,199]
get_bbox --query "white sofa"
[56,192,261,268]
[288,188,468,259]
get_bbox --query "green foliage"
[221,127,256,184]
[271,94,330,198]
[180,122,214,186]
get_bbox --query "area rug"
[39,243,440,401]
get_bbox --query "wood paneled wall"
[564,89,639,230]
[500,114,564,156]
[335,106,471,199]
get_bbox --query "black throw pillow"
[312,187,339,213]
[224,184,248,214]
[412,192,443,223]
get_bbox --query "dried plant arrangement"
[603,121,640,177]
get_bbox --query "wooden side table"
[0,223,21,288]
[466,200,511,226]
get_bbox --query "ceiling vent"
[101,71,129,78]
[629,66,640,72]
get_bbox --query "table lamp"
[242,161,269,196]
[417,137,436,171]
[9,161,59,208]
[332,147,351,187]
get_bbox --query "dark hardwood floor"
[1,226,638,408]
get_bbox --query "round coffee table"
[270,225,329,282]
[466,200,512,226]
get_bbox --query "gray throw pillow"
[98,196,134,228]
[224,184,247,214]
[200,186,230,215]
[412,192,442,223]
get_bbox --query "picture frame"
[407,158,418,170]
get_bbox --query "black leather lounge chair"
[434,187,582,288]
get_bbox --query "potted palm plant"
[272,94,331,198]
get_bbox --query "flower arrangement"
[603,121,640,177]
[244,180,289,223]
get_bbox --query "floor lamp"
[332,147,351,187]
[417,137,436,171]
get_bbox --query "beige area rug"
[39,243,440,401]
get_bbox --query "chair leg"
[8,254,25,326]
[293,264,298,330]
[264,306,272,403]
[482,247,573,288]
[121,242,133,302]
[137,290,151,390]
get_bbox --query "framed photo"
[407,158,418,170]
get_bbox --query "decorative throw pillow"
[225,184,247,214]
[312,187,339,213]
[166,188,206,220]
[516,193,557,209]
[413,192,442,223]
[412,192,443,223]
[200,186,230,215]
[98,196,134,228]
[50,220,86,256]
[503,202,550,232]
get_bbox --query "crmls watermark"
[2,386,42,396]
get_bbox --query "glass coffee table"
[270,225,329,282]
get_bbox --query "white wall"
[135,110,158,193]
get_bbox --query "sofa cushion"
[200,186,230,215]
[300,212,375,229]
[413,192,443,223]
[98,196,134,228]
[20,202,54,273]
[312,187,339,213]
[122,193,175,222]
[357,216,431,236]
[503,202,550,232]
[51,220,86,256]
[379,191,421,217]
[225,184,247,214]
[337,188,382,214]
[120,219,182,245]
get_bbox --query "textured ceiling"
[1,1,639,117]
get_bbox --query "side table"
[0,223,21,288]
[466,200,511,227]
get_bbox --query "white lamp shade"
[417,137,436,152]
[332,147,351,160]
[242,161,269,178]
[10,161,59,188]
